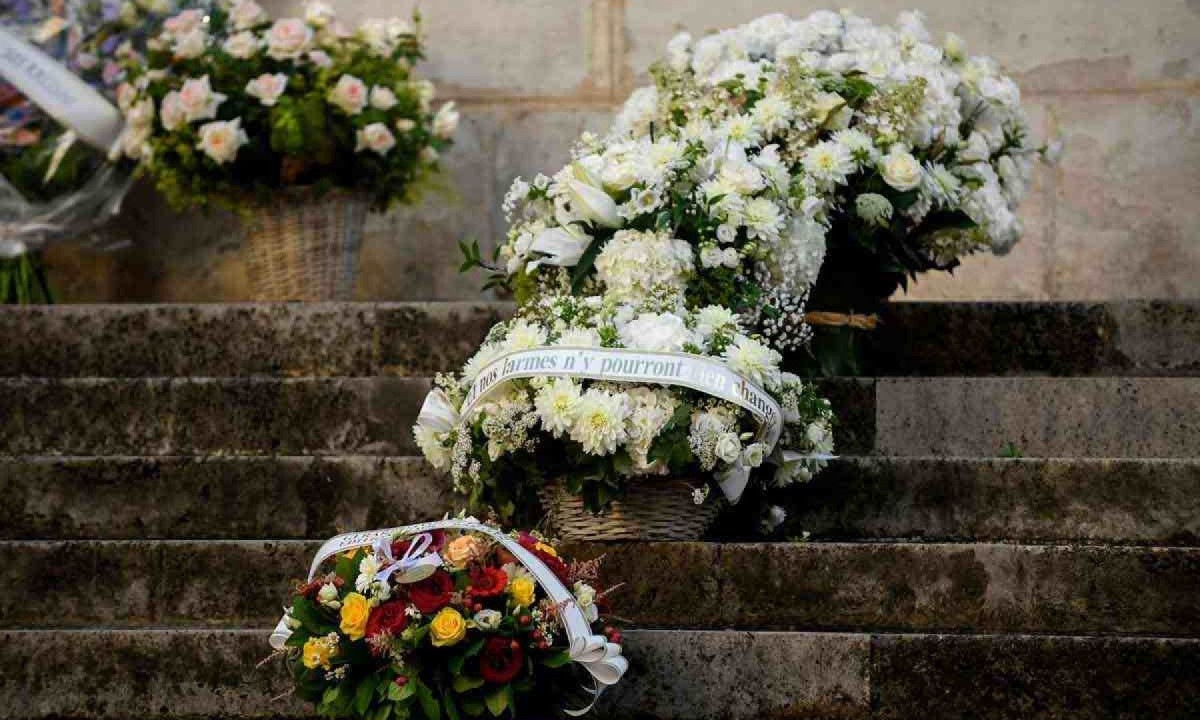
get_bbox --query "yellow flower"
[339,592,370,640]
[444,534,487,569]
[535,541,558,557]
[429,607,467,647]
[302,637,336,670]
[509,576,536,607]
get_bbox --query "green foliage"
[0,251,54,305]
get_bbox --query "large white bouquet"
[413,292,833,522]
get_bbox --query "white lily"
[527,225,593,269]
[566,179,620,228]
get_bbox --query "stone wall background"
[46,0,1200,302]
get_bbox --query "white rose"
[116,82,137,111]
[163,9,203,35]
[721,247,740,268]
[473,609,502,631]
[355,122,396,156]
[159,91,185,131]
[433,102,459,139]
[177,75,226,122]
[265,18,313,60]
[394,118,417,133]
[327,74,368,115]
[196,118,249,165]
[304,1,335,27]
[120,123,152,160]
[369,86,398,110]
[126,98,155,128]
[715,433,742,464]
[742,442,765,468]
[307,49,331,67]
[245,73,288,107]
[229,0,267,30]
[173,28,206,59]
[880,149,922,191]
[222,31,260,59]
[573,582,599,622]
[699,245,723,268]
[619,312,692,353]
[716,223,737,245]
[359,19,391,53]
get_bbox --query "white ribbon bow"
[372,532,442,585]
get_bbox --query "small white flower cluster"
[413,293,834,511]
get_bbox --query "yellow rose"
[302,637,336,670]
[429,607,467,647]
[339,592,370,640]
[444,534,487,569]
[509,576,536,607]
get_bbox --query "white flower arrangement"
[413,293,834,519]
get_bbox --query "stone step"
[1,629,1194,720]
[4,376,1198,458]
[1,300,1196,379]
[6,541,1197,636]
[6,456,1199,546]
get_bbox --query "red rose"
[480,637,525,684]
[470,567,508,598]
[408,570,454,614]
[366,601,408,640]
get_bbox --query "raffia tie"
[803,311,880,330]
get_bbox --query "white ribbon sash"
[463,346,783,452]
[0,26,123,151]
[270,519,628,693]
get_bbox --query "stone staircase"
[2,300,1199,720]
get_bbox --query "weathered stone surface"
[0,303,511,378]
[4,300,1197,378]
[9,541,1198,635]
[871,300,1200,377]
[6,456,1199,545]
[265,0,604,97]
[1050,94,1200,300]
[816,378,876,456]
[2,629,1196,720]
[781,457,1200,546]
[0,456,453,540]
[619,2,1200,92]
[875,377,1200,457]
[0,377,430,456]
[870,633,1200,720]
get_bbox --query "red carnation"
[408,570,454,614]
[470,567,508,598]
[480,637,525,684]
[366,601,408,640]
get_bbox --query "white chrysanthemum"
[742,197,786,241]
[461,343,505,385]
[534,377,582,438]
[504,320,549,352]
[570,389,630,456]
[555,328,602,348]
[414,425,450,470]
[695,305,741,339]
[801,140,855,188]
[751,93,794,136]
[614,85,659,137]
[723,334,783,390]
[623,387,677,472]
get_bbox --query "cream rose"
[369,86,398,110]
[355,123,396,156]
[222,31,259,59]
[880,149,923,191]
[433,102,459,139]
[196,118,249,165]
[163,9,203,35]
[178,75,226,122]
[173,28,206,59]
[159,91,185,131]
[246,73,288,107]
[229,0,267,30]
[265,18,313,60]
[327,74,368,115]
[304,1,336,27]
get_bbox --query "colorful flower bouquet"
[114,0,459,299]
[272,520,626,720]
[628,10,1058,371]
[1,0,184,302]
[413,293,834,538]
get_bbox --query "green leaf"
[459,698,485,717]
[355,677,377,715]
[388,681,417,702]
[414,679,441,720]
[443,694,462,720]
[569,235,607,294]
[452,676,485,693]
[540,650,572,668]
[484,687,509,717]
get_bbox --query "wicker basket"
[539,477,722,541]
[240,192,368,301]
